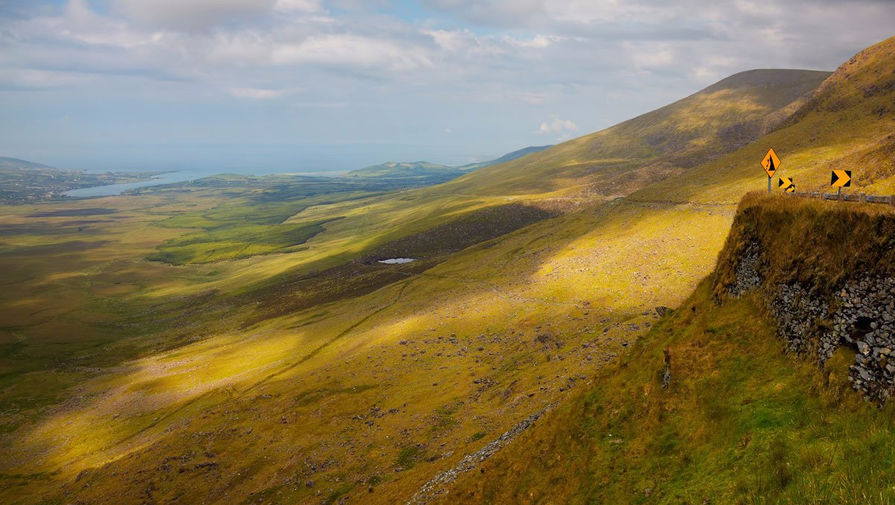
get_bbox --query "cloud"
[538,117,578,135]
[624,41,676,70]
[110,0,279,31]
[0,68,95,90]
[274,0,323,13]
[423,0,546,26]
[2,0,895,166]
[228,87,287,99]
[271,34,434,71]
[505,34,566,49]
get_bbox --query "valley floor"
[0,182,735,505]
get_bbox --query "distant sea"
[64,167,337,198]
[49,143,486,198]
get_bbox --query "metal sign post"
[761,149,780,193]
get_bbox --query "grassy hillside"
[429,69,829,201]
[2,35,894,505]
[634,36,895,203]
[431,195,895,505]
[134,66,831,291]
[0,194,731,505]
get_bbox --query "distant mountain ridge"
[456,145,553,171]
[346,145,552,180]
[346,160,456,179]
[0,156,156,203]
[0,156,58,172]
[427,68,831,201]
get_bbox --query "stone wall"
[730,250,895,402]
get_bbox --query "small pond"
[378,258,416,264]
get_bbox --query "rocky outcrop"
[716,195,895,402]
[728,241,763,297]
[729,248,895,402]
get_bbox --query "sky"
[0,0,893,173]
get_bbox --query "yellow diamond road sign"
[761,148,780,177]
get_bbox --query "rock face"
[731,260,895,402]
[714,196,895,403]
[728,241,763,297]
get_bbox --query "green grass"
[431,189,895,504]
[713,193,895,297]
[396,445,425,469]
[147,218,336,264]
[437,278,895,504]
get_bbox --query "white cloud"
[538,117,578,134]
[111,0,278,30]
[0,68,95,89]
[207,32,274,65]
[271,34,434,71]
[424,0,546,26]
[625,41,676,69]
[228,87,286,99]
[505,34,565,49]
[545,0,649,25]
[274,0,323,13]
[516,91,550,105]
[29,0,157,49]
[426,29,477,52]
[2,0,895,163]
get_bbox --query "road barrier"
[787,191,895,207]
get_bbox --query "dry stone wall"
[730,248,895,402]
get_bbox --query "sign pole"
[768,175,771,194]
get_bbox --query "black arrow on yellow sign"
[831,170,851,188]
[778,177,794,193]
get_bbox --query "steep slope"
[432,195,895,505]
[431,69,829,200]
[185,67,830,290]
[423,35,895,504]
[635,35,895,203]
